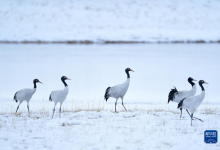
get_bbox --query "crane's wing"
[49,89,65,101]
[173,90,189,103]
[178,96,195,111]
[108,84,122,98]
[13,89,30,100]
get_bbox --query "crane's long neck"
[33,81,37,89]
[198,84,205,103]
[199,83,205,91]
[191,84,196,95]
[188,80,195,87]
[62,79,68,87]
[126,71,130,78]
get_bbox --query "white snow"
[0,0,220,42]
[0,110,219,150]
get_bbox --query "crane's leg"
[180,108,182,118]
[27,101,30,113]
[59,102,63,118]
[191,113,193,126]
[186,109,195,120]
[186,109,191,117]
[16,101,22,113]
[121,97,127,111]
[52,102,57,119]
[192,116,204,122]
[186,110,203,122]
[115,98,118,112]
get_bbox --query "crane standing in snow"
[104,68,134,112]
[49,76,70,119]
[178,80,208,126]
[14,79,42,113]
[168,77,197,118]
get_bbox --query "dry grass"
[164,142,172,147]
[1,40,220,44]
[201,107,218,115]
[0,98,220,116]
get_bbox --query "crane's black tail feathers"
[168,86,178,103]
[13,91,18,103]
[104,87,111,101]
[177,98,185,109]
[49,92,53,101]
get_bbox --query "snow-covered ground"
[0,44,219,149]
[0,0,220,42]
[0,110,220,150]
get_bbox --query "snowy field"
[1,0,220,42]
[0,111,220,150]
[0,44,220,149]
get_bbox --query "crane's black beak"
[193,79,197,81]
[66,78,71,80]
[38,81,43,84]
[130,69,134,72]
[204,81,208,84]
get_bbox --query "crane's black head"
[199,80,208,91]
[125,68,134,78]
[199,80,208,85]
[33,79,42,84]
[188,77,196,82]
[61,76,71,81]
[125,68,134,73]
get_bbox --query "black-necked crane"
[168,77,197,118]
[13,79,42,113]
[104,68,134,112]
[178,80,208,126]
[49,76,70,119]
